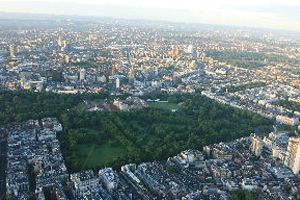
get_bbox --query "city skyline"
[0,0,300,31]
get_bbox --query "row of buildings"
[5,118,67,200]
[2,118,300,199]
[251,133,300,174]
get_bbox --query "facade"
[116,77,120,89]
[79,68,86,81]
[251,135,264,156]
[285,137,300,174]
[98,168,119,192]
[276,115,299,126]
[70,170,101,198]
[9,45,15,61]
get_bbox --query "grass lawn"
[148,102,180,111]
[74,143,126,169]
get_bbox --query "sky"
[0,0,299,31]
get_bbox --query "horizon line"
[0,11,299,33]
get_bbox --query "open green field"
[74,143,127,169]
[148,102,180,110]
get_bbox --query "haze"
[0,0,300,31]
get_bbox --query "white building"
[272,148,286,162]
[186,44,194,54]
[276,115,299,126]
[79,68,86,81]
[241,178,258,191]
[98,168,119,192]
[113,100,129,111]
[70,170,99,196]
[116,77,120,89]
[285,137,300,174]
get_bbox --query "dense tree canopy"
[59,93,273,171]
[275,100,300,112]
[0,91,82,124]
[230,189,255,200]
[205,50,299,68]
[0,91,273,171]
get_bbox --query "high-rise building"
[63,40,67,48]
[9,45,15,61]
[79,68,86,81]
[187,44,194,54]
[64,54,70,64]
[251,135,264,157]
[154,66,159,76]
[116,77,120,89]
[57,36,62,47]
[111,63,116,75]
[128,66,135,81]
[285,137,300,174]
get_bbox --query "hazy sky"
[0,0,300,31]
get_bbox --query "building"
[64,54,70,64]
[70,170,100,198]
[98,168,119,192]
[9,45,15,61]
[276,115,299,126]
[79,68,86,81]
[251,135,264,156]
[241,178,258,191]
[57,36,62,47]
[285,137,300,174]
[272,148,286,162]
[113,100,129,111]
[187,44,194,54]
[116,77,120,89]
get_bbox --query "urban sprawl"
[0,17,300,199]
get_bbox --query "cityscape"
[2,118,300,199]
[0,1,300,200]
